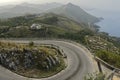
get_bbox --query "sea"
[88,9,120,37]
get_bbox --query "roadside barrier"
[95,56,120,80]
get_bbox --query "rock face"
[0,48,60,71]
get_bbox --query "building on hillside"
[30,24,42,30]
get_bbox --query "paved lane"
[0,40,96,80]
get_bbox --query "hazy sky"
[0,0,120,11]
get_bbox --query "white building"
[30,24,42,30]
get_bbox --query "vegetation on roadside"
[96,50,120,68]
[0,41,66,78]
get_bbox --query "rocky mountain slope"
[47,3,100,24]
[0,3,100,24]
[0,2,62,18]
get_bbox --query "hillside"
[0,2,62,18]
[47,3,100,24]
[0,13,92,38]
[0,3,100,24]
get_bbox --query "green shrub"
[29,41,34,46]
[96,50,120,68]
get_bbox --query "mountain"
[0,5,15,12]
[0,2,100,24]
[0,5,40,18]
[47,3,100,24]
[0,2,63,18]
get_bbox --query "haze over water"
[88,9,120,37]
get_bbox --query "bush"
[29,41,34,46]
[96,50,120,68]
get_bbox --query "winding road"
[0,40,97,80]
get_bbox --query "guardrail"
[95,56,120,80]
[95,57,120,73]
[105,70,116,80]
[39,44,67,58]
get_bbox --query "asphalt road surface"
[0,40,96,80]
